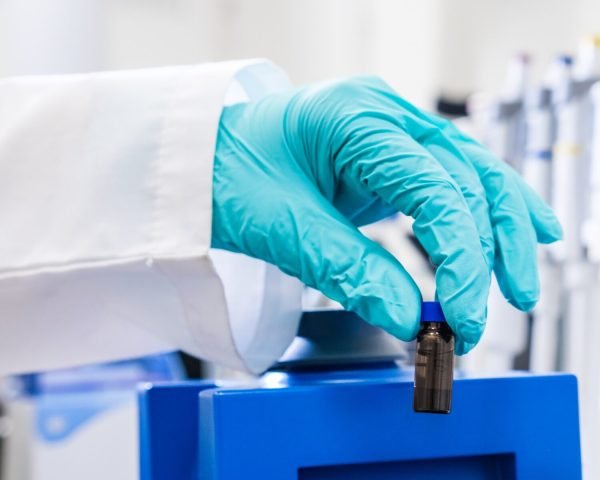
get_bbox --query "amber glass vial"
[413,301,454,414]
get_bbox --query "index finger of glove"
[336,116,490,346]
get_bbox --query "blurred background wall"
[1,0,598,109]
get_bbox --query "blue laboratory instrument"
[138,309,581,480]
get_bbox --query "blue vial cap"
[421,301,446,322]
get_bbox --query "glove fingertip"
[538,221,563,243]
[509,296,538,312]
[380,295,421,342]
[347,266,422,343]
[455,339,476,356]
[451,316,485,348]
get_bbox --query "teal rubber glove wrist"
[212,76,562,355]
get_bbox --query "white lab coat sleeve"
[0,60,304,375]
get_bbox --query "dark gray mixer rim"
[273,309,407,369]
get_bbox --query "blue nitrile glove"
[211,76,562,355]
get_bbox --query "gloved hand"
[211,76,562,355]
